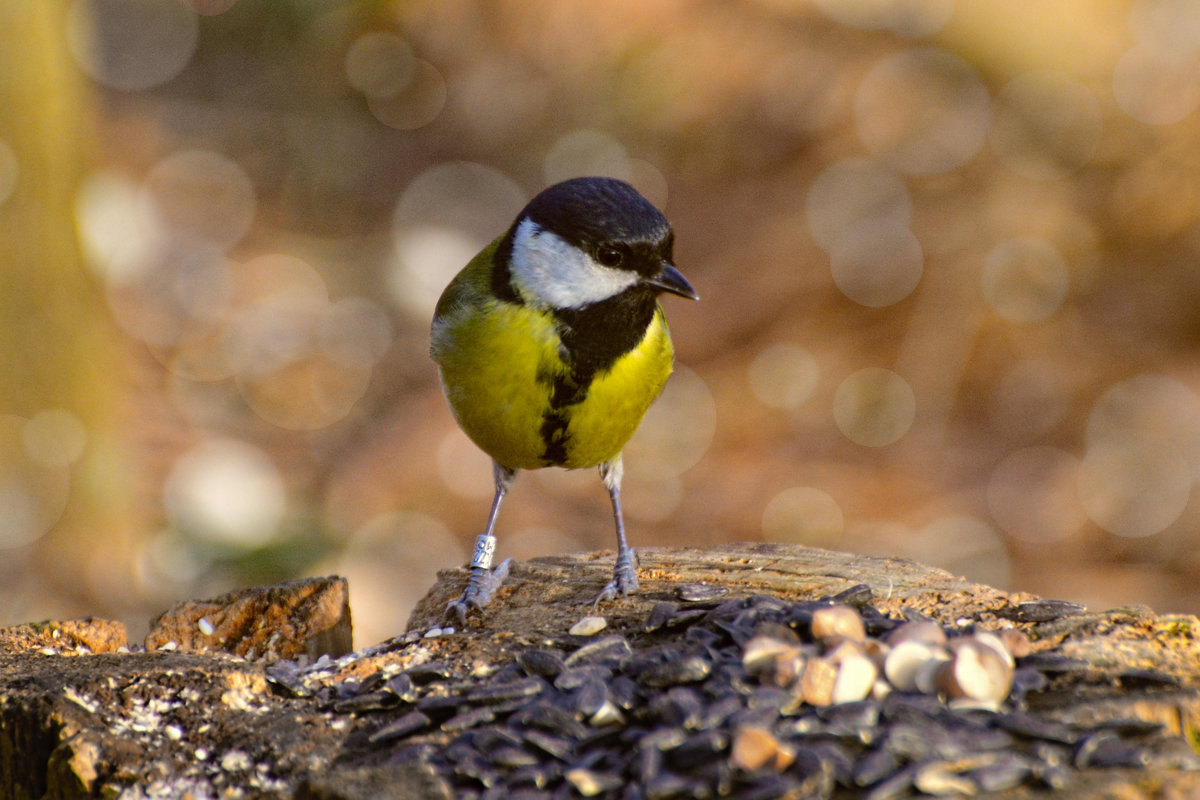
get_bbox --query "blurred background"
[3,0,1200,647]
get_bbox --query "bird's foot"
[593,548,639,607]
[445,557,512,625]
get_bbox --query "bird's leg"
[445,462,516,624]
[594,455,639,606]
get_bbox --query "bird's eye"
[596,245,625,268]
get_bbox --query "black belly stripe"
[538,371,587,465]
[539,413,569,465]
[536,289,659,465]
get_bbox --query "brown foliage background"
[3,0,1200,646]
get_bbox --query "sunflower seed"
[554,665,612,691]
[608,675,638,709]
[386,673,420,703]
[1015,653,1090,673]
[574,677,608,716]
[639,726,688,750]
[644,772,689,800]
[1074,731,1150,768]
[993,711,1080,745]
[639,654,711,687]
[1117,668,1179,688]
[677,583,728,602]
[644,602,678,632]
[333,690,399,713]
[831,583,875,607]
[852,746,900,787]
[368,710,431,744]
[861,764,917,800]
[521,729,574,761]
[564,767,622,796]
[569,616,608,636]
[444,706,498,733]
[969,753,1031,792]
[516,649,566,680]
[467,677,546,705]
[508,763,560,790]
[913,760,977,796]
[405,662,453,683]
[515,701,587,739]
[668,729,727,766]
[1012,599,1087,623]
[588,699,626,727]
[564,635,632,668]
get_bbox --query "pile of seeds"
[273,585,1199,798]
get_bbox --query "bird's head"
[503,177,698,310]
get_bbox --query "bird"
[430,176,698,622]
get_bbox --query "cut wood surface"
[2,544,1198,799]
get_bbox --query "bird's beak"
[644,263,699,300]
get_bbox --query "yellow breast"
[433,297,674,471]
[556,310,674,468]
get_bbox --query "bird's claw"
[593,548,639,607]
[445,557,512,624]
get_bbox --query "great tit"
[430,176,698,621]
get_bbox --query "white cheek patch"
[509,218,639,308]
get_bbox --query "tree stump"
[2,544,1198,799]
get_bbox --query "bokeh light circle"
[1086,374,1200,482]
[333,511,463,647]
[987,446,1085,543]
[989,360,1071,438]
[833,368,916,447]
[318,297,394,368]
[391,226,483,320]
[747,343,820,410]
[990,71,1102,180]
[66,0,199,91]
[1129,0,1200,57]
[544,130,634,186]
[830,219,923,307]
[234,347,373,431]
[436,429,495,501]
[806,158,912,253]
[1112,46,1200,125]
[22,410,87,470]
[222,259,327,379]
[626,159,670,211]
[762,486,844,547]
[163,438,286,548]
[216,254,378,431]
[913,516,1010,589]
[138,529,209,594]
[981,237,1069,323]
[855,48,992,175]
[141,150,256,251]
[1079,436,1191,538]
[76,170,167,286]
[622,470,685,524]
[394,162,527,240]
[391,163,527,318]
[345,32,416,99]
[106,249,235,350]
[364,58,446,130]
[625,364,717,477]
[0,416,71,550]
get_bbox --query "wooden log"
[1,544,1197,799]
